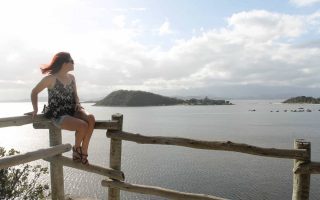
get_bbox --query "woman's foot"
[72,146,82,162]
[81,153,89,165]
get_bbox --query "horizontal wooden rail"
[44,155,125,181]
[102,179,228,200]
[0,114,49,128]
[33,120,119,130]
[0,114,120,130]
[294,161,320,174]
[0,144,71,169]
[107,131,308,160]
[95,120,120,130]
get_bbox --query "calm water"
[1,101,320,200]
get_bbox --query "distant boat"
[306,109,312,112]
[249,109,256,112]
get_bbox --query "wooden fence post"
[108,113,123,200]
[49,126,65,200]
[292,139,311,200]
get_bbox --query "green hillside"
[94,90,233,106]
[283,96,320,104]
[94,90,183,106]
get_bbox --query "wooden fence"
[0,113,320,200]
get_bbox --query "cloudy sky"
[1,0,320,101]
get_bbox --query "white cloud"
[307,12,320,33]
[130,8,147,11]
[0,2,320,100]
[301,68,312,74]
[112,15,126,28]
[290,0,320,6]
[113,7,147,12]
[138,10,320,94]
[158,20,173,36]
[227,10,305,42]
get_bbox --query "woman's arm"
[30,76,52,118]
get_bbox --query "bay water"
[1,100,320,200]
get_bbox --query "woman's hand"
[24,109,38,119]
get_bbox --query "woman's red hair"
[41,52,71,75]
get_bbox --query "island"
[94,90,233,106]
[283,96,320,104]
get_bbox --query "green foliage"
[95,90,184,106]
[184,96,232,105]
[0,147,49,200]
[283,96,320,104]
[95,90,233,106]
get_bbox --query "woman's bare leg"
[60,116,89,148]
[74,109,95,155]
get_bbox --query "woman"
[29,52,95,165]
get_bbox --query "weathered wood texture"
[294,162,320,174]
[108,113,123,200]
[107,131,308,160]
[1,114,318,200]
[292,139,311,200]
[0,144,71,169]
[33,120,120,130]
[102,179,228,200]
[44,155,124,181]
[0,114,49,128]
[0,114,120,130]
[49,127,65,200]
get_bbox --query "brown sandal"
[72,146,82,162]
[81,153,89,165]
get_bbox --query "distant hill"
[94,90,233,106]
[94,90,184,106]
[283,96,320,104]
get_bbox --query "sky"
[0,0,320,101]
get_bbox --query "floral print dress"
[43,79,76,119]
